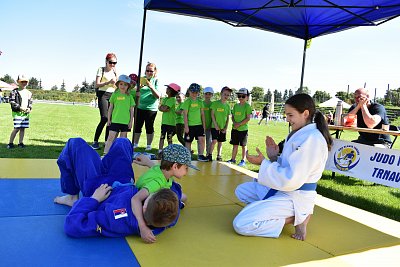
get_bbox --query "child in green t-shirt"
[175,93,186,146]
[182,83,208,162]
[103,75,136,155]
[227,88,252,167]
[158,83,181,158]
[209,86,232,161]
[203,87,214,161]
[132,144,199,243]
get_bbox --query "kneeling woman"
[233,94,332,241]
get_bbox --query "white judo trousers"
[233,181,317,238]
[233,123,327,238]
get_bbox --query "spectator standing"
[175,93,186,146]
[7,75,32,149]
[209,86,232,161]
[227,88,252,166]
[182,83,208,162]
[103,75,136,155]
[157,83,181,158]
[133,62,161,151]
[92,53,118,150]
[258,103,270,125]
[203,87,214,161]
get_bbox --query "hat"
[221,86,232,93]
[188,83,200,92]
[116,75,131,87]
[162,144,200,171]
[236,88,250,95]
[129,73,138,83]
[204,87,214,94]
[17,75,29,82]
[165,83,181,92]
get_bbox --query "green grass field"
[1,102,399,221]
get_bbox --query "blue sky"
[1,0,400,98]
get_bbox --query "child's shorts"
[211,128,227,142]
[109,123,130,133]
[13,115,30,128]
[161,124,176,140]
[184,125,205,143]
[229,129,248,146]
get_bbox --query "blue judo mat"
[0,179,140,267]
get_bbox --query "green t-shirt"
[232,102,252,131]
[138,77,159,111]
[181,98,204,126]
[161,96,176,126]
[203,101,213,129]
[109,90,136,124]
[210,100,231,129]
[176,102,184,124]
[136,165,173,193]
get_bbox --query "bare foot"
[54,195,79,207]
[291,215,311,241]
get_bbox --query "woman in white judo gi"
[233,94,333,241]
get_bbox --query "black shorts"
[184,125,205,143]
[230,129,248,146]
[109,123,130,133]
[161,124,176,139]
[211,128,227,142]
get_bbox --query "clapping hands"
[246,136,279,165]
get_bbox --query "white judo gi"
[233,123,328,238]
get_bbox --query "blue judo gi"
[57,137,182,238]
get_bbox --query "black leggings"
[134,108,157,134]
[94,91,112,142]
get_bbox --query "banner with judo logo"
[325,139,400,188]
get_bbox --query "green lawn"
[1,103,399,221]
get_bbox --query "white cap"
[237,88,250,95]
[204,87,214,94]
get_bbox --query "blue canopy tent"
[135,0,400,91]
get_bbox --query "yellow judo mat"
[1,159,399,267]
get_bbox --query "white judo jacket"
[258,123,329,225]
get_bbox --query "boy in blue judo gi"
[54,137,182,241]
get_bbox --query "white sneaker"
[145,145,152,151]
[133,143,138,149]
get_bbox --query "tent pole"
[299,39,307,92]
[137,9,147,92]
[133,8,147,142]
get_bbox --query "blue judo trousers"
[57,137,134,196]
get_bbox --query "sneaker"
[7,143,14,149]
[216,155,222,161]
[157,150,163,160]
[18,143,25,148]
[91,141,100,150]
[145,145,152,151]
[207,154,213,161]
[198,155,209,162]
[226,159,236,164]
[238,160,246,167]
[133,143,138,149]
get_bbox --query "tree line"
[1,74,395,106]
[0,74,96,93]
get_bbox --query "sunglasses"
[237,94,246,98]
[146,70,154,73]
[108,61,117,65]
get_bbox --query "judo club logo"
[333,145,360,171]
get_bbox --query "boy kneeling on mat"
[54,137,183,242]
